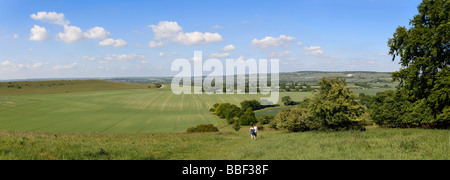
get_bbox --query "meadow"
[0,128,448,160]
[0,81,312,134]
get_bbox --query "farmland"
[0,81,312,134]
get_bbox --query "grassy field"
[0,81,313,134]
[0,128,447,160]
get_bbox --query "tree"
[309,77,365,130]
[282,96,294,106]
[388,0,449,117]
[239,108,257,125]
[240,100,262,111]
[386,0,449,127]
[232,121,241,131]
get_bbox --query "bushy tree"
[308,77,365,130]
[380,0,449,128]
[232,121,241,131]
[282,96,294,106]
[240,100,263,111]
[239,108,257,125]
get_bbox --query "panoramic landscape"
[0,0,448,163]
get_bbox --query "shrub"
[186,124,219,133]
[232,121,241,131]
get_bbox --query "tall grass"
[0,128,447,160]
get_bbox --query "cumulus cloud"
[57,25,84,43]
[82,56,96,61]
[251,35,296,48]
[31,63,43,69]
[29,25,48,41]
[53,63,77,70]
[209,53,230,58]
[148,40,163,48]
[84,27,111,39]
[30,11,69,25]
[270,51,292,58]
[222,44,235,51]
[99,38,128,47]
[104,54,145,61]
[149,21,224,45]
[304,46,324,56]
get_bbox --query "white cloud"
[149,21,224,45]
[29,25,48,41]
[378,52,389,56]
[251,35,296,48]
[367,61,375,64]
[82,56,96,61]
[297,42,303,46]
[99,38,127,47]
[97,61,108,64]
[31,63,43,69]
[53,63,77,70]
[237,56,245,61]
[13,34,19,39]
[159,52,165,57]
[141,61,148,64]
[172,51,178,55]
[242,21,249,24]
[0,61,13,66]
[30,11,69,25]
[104,54,145,61]
[190,56,202,62]
[148,40,163,48]
[304,46,324,56]
[209,53,230,58]
[57,25,84,43]
[270,51,292,58]
[222,44,235,51]
[213,25,223,29]
[285,57,297,61]
[84,27,110,39]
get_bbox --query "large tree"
[388,0,449,119]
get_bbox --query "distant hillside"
[279,71,393,83]
[0,80,159,96]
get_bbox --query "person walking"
[253,124,258,139]
[250,125,255,139]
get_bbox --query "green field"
[0,80,448,160]
[0,128,448,160]
[0,81,313,134]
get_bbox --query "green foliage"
[388,0,449,120]
[309,77,365,130]
[275,108,313,132]
[239,108,258,125]
[186,124,219,133]
[232,121,241,131]
[282,96,294,106]
[274,77,365,132]
[214,103,243,124]
[240,100,263,111]
[257,114,274,125]
[370,90,449,128]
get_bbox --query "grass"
[0,128,447,160]
[0,80,157,95]
[0,81,313,134]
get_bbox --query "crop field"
[0,83,313,134]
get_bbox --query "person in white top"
[250,125,255,139]
[253,124,258,139]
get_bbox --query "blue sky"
[0,0,422,79]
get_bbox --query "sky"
[0,0,423,80]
